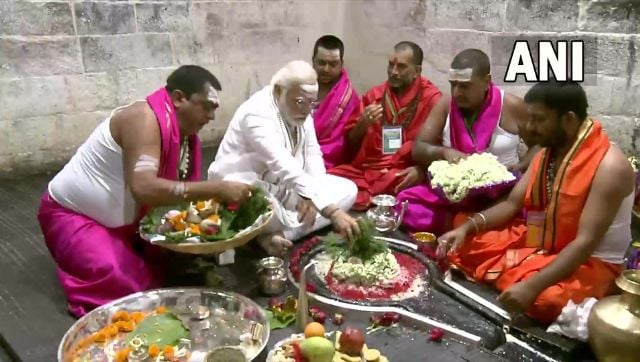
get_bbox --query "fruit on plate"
[338,327,365,356]
[333,331,388,362]
[300,336,335,362]
[304,322,326,338]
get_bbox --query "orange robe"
[449,119,623,324]
[327,76,442,210]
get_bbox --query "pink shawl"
[146,87,202,181]
[449,82,502,153]
[38,87,203,318]
[313,69,359,168]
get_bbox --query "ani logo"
[504,40,585,83]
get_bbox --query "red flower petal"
[227,203,239,211]
[306,283,317,293]
[312,311,326,324]
[428,328,445,342]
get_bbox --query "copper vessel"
[588,269,640,361]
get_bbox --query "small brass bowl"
[413,232,437,245]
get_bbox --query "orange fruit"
[304,322,326,338]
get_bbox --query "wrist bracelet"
[467,216,480,234]
[475,212,487,231]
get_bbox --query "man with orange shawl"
[311,35,360,169]
[438,81,634,324]
[328,41,442,210]
[37,66,252,317]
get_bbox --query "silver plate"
[58,288,270,361]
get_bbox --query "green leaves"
[125,312,189,347]
[139,189,269,244]
[323,218,387,262]
[266,296,298,330]
[231,187,269,230]
[266,310,296,330]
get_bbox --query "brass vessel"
[588,269,640,361]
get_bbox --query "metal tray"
[265,297,504,362]
[58,288,270,361]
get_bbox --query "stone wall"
[1,0,639,174]
[342,0,640,154]
[0,0,346,173]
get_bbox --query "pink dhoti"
[37,192,164,317]
[397,183,487,235]
[399,83,507,235]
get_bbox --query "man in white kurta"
[208,60,360,255]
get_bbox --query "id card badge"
[526,210,545,248]
[382,126,402,155]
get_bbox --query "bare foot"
[257,232,293,256]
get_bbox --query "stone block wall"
[1,0,639,174]
[0,0,346,173]
[343,0,640,154]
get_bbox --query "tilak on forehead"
[448,68,474,82]
[299,82,319,95]
[207,85,220,105]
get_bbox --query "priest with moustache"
[439,82,633,324]
[328,41,442,211]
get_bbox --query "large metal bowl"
[58,288,270,361]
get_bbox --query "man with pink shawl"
[37,66,253,317]
[311,35,359,169]
[398,49,538,235]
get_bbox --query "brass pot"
[588,269,640,361]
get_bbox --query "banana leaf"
[125,312,189,347]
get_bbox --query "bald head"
[450,49,491,79]
[394,41,423,66]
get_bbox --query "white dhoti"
[259,174,357,241]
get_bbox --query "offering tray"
[427,170,520,208]
[266,295,505,361]
[58,288,270,362]
[287,236,507,349]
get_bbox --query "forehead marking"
[207,86,220,104]
[448,68,474,82]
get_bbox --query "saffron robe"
[328,76,442,210]
[449,120,623,324]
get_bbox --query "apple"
[338,326,365,356]
[300,336,334,362]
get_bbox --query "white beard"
[277,93,304,127]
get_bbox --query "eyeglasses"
[295,97,319,110]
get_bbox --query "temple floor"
[0,147,634,361]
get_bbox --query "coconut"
[200,219,218,230]
[164,210,181,220]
